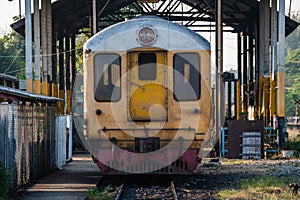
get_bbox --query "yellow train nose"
[129,83,167,121]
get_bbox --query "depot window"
[138,53,157,80]
[94,54,121,102]
[173,53,200,101]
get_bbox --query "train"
[81,16,211,174]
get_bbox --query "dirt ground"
[174,159,300,200]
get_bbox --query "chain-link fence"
[0,103,68,188]
[0,104,18,185]
[56,116,67,169]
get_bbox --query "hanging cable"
[2,49,22,75]
[0,48,78,58]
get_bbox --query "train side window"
[138,53,157,80]
[173,53,200,101]
[94,54,121,102]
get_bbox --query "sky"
[0,0,300,71]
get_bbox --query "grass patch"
[285,135,300,157]
[86,185,112,200]
[218,176,299,200]
[221,159,254,165]
[0,163,10,200]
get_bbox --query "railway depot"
[1,0,300,199]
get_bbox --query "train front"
[81,16,211,174]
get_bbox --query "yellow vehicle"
[82,16,211,174]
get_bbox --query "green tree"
[0,30,25,79]
[286,12,300,55]
[285,48,300,116]
[75,33,89,74]
[284,12,300,117]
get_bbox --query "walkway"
[16,154,100,200]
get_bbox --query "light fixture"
[137,26,157,46]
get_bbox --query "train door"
[128,51,167,121]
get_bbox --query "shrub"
[86,185,111,200]
[285,136,300,152]
[0,163,10,200]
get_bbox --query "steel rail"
[171,180,178,200]
[115,183,124,200]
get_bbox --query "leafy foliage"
[286,13,300,55]
[0,30,25,79]
[285,135,300,153]
[285,48,300,116]
[0,163,10,200]
[86,186,111,200]
[75,33,89,74]
[285,12,300,117]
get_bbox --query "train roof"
[84,16,210,52]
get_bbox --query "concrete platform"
[15,154,101,200]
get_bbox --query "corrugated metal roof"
[11,0,298,38]
[0,73,18,82]
[0,85,62,103]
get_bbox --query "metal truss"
[96,0,222,32]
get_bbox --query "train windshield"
[173,53,200,101]
[138,53,157,80]
[94,54,121,102]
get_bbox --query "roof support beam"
[34,0,41,94]
[25,0,32,92]
[93,0,98,35]
[270,0,277,117]
[242,34,248,113]
[46,0,52,95]
[215,0,224,153]
[260,0,270,77]
[258,0,270,118]
[277,0,285,117]
[41,0,51,96]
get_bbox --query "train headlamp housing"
[137,26,157,45]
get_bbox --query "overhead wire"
[0,48,78,58]
[0,48,79,75]
[2,49,22,75]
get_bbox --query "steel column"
[237,33,242,82]
[52,24,57,98]
[243,34,248,113]
[71,34,76,112]
[65,37,71,114]
[93,0,98,35]
[25,0,33,92]
[215,0,224,155]
[249,34,254,106]
[59,38,65,114]
[258,0,270,118]
[46,0,53,95]
[270,0,278,117]
[34,0,41,94]
[278,0,285,117]
[41,0,48,96]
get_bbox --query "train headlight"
[137,26,157,45]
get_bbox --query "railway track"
[115,179,178,200]
[96,175,178,200]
